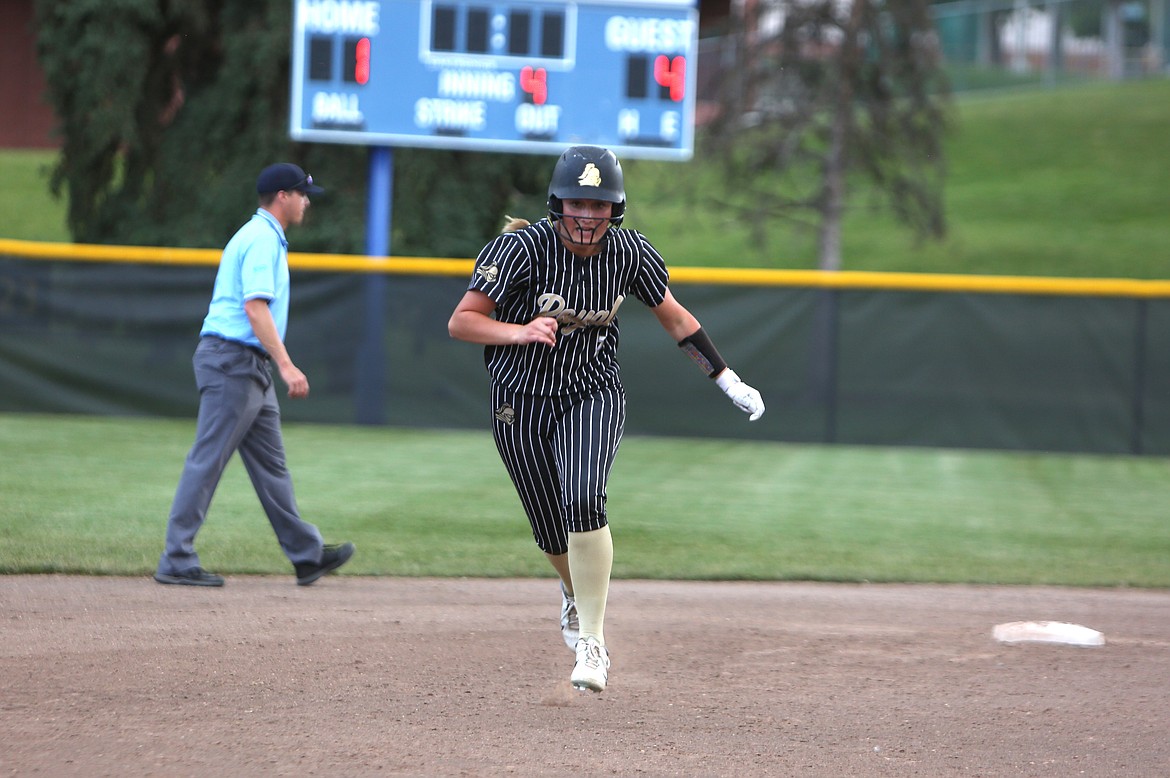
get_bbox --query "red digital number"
[520,65,548,106]
[653,55,685,102]
[354,37,371,85]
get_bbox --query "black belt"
[204,334,268,360]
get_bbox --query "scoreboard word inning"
[290,0,698,160]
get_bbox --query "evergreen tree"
[703,0,951,269]
[33,0,547,256]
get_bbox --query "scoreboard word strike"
[290,0,698,160]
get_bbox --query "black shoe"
[154,567,225,587]
[295,542,355,586]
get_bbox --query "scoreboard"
[290,0,698,160]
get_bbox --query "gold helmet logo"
[577,163,602,188]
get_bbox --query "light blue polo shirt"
[200,208,291,351]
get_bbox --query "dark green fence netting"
[2,257,1167,455]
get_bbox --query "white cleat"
[571,636,610,693]
[560,583,579,651]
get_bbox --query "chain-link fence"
[934,0,1168,89]
[696,0,1169,96]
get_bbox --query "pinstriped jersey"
[468,218,670,397]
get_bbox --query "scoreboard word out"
[290,0,698,160]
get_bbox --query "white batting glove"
[715,369,765,421]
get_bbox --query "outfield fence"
[2,238,1168,455]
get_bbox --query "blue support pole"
[366,146,393,256]
[355,146,393,424]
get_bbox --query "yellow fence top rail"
[3,238,1170,298]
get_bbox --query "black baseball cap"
[256,163,324,195]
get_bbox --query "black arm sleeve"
[677,327,728,378]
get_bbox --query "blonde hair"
[501,215,530,234]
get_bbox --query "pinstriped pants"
[490,383,625,555]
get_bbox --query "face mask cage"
[546,196,626,246]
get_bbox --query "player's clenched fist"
[516,316,559,347]
[716,369,765,421]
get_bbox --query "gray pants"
[157,336,323,576]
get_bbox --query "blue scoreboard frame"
[290,0,698,160]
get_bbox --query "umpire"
[154,163,354,587]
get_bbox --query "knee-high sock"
[567,525,613,644]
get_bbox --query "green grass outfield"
[2,149,67,243]
[2,413,1167,587]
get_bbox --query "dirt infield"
[2,576,1168,777]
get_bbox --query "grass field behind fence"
[4,79,1169,278]
[2,413,1167,587]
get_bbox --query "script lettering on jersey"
[536,293,625,334]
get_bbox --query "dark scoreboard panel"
[290,0,698,160]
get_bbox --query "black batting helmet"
[546,145,626,227]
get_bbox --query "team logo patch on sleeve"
[476,262,499,283]
[577,164,602,188]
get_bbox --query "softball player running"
[448,146,764,692]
